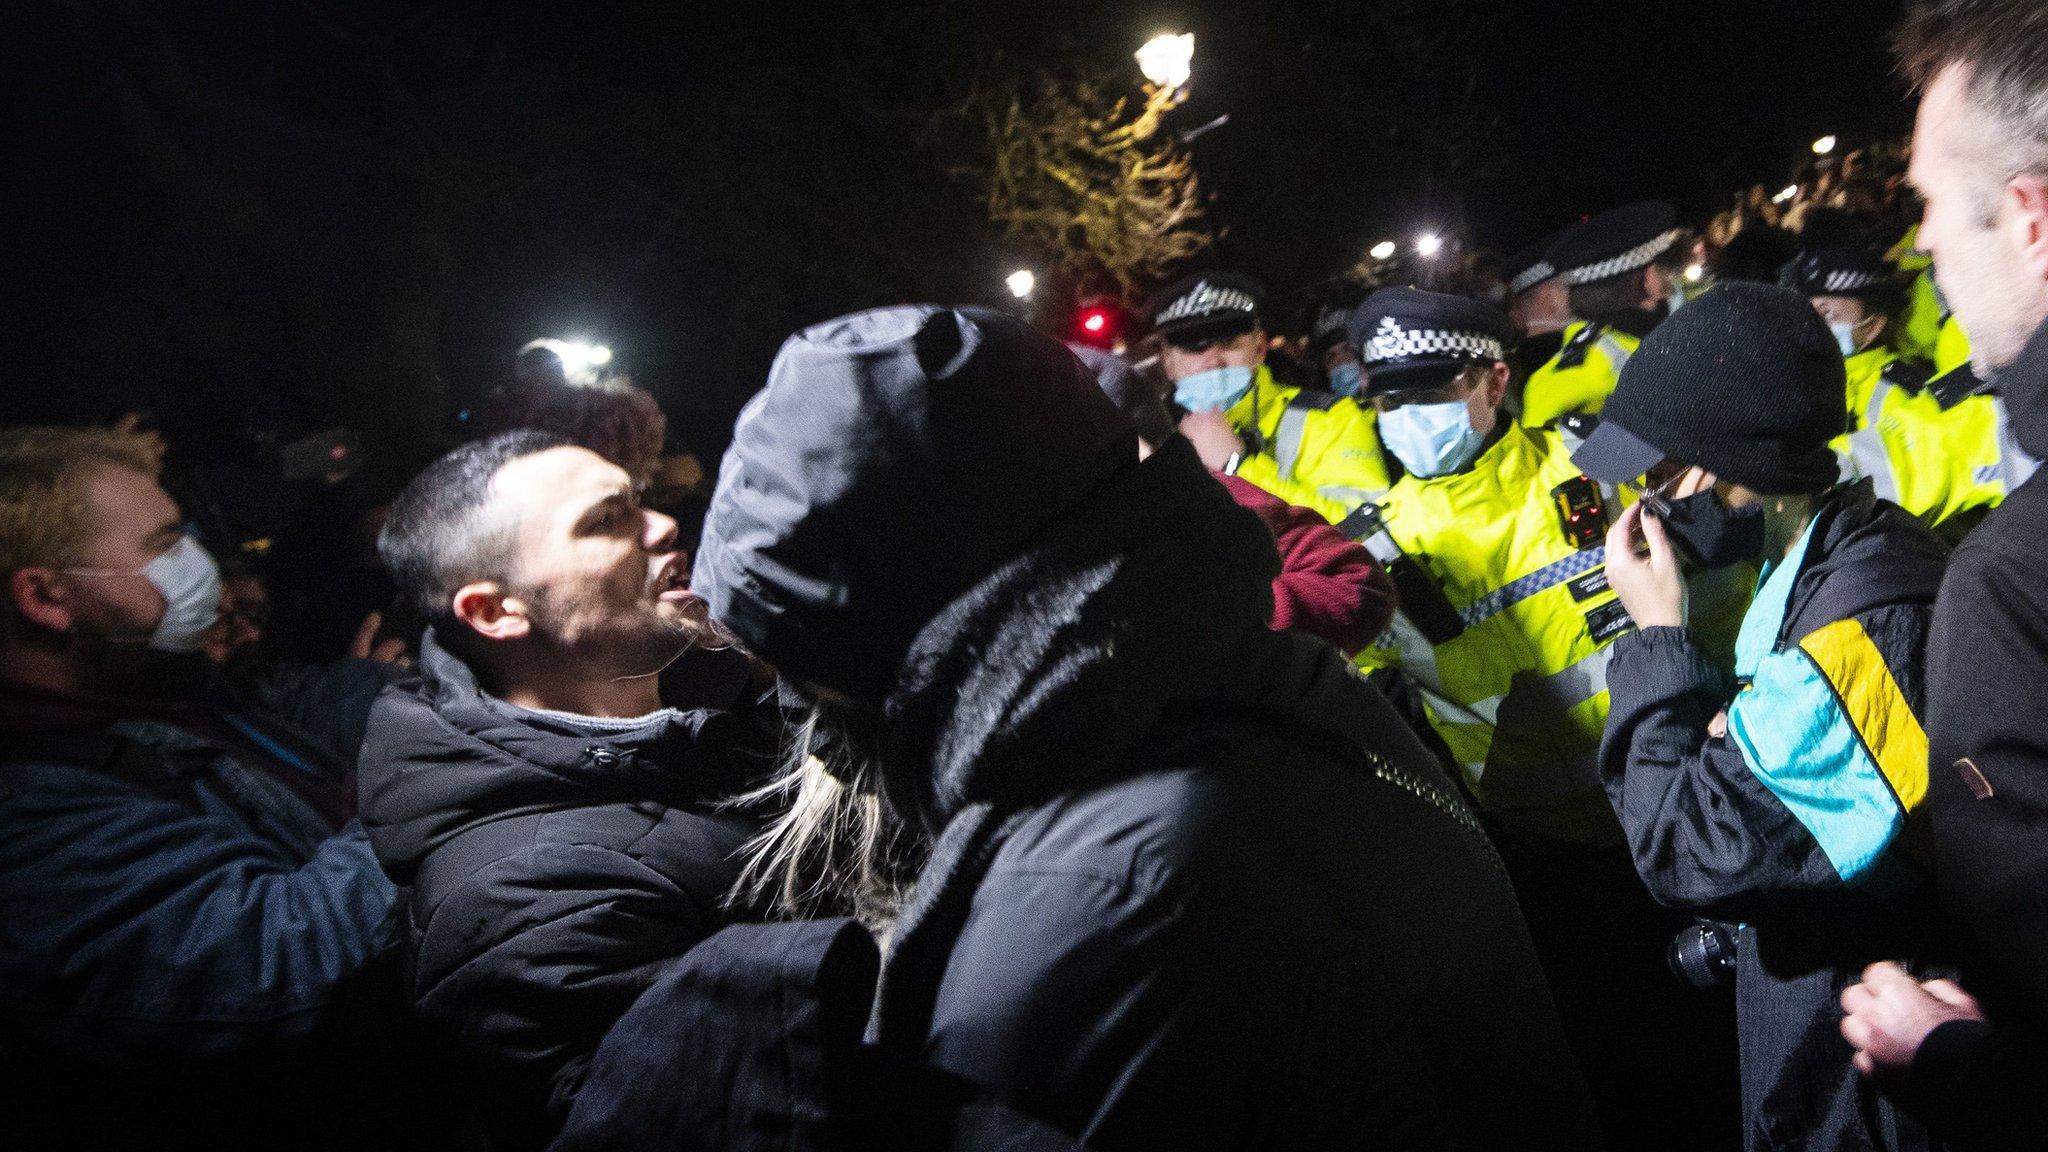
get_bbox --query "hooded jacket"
[1598,481,1949,1151]
[355,631,761,1125]
[694,306,1598,1149]
[1907,314,2048,1149]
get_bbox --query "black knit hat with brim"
[1572,282,1847,495]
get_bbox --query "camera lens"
[1668,921,1738,989]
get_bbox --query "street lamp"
[1006,269,1036,299]
[1135,33,1194,92]
[1773,184,1800,205]
[1369,240,1398,261]
[1415,232,1444,258]
[519,338,613,386]
[1812,135,1837,155]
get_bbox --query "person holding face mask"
[1143,272,1390,526]
[1576,282,1951,1152]
[0,426,428,1150]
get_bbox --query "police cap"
[1348,286,1515,397]
[1144,272,1265,347]
[1550,201,1680,287]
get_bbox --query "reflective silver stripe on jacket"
[1275,402,1311,480]
[1864,379,1892,432]
[1843,429,1899,503]
[1596,334,1634,374]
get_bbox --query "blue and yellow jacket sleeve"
[1597,608,1931,911]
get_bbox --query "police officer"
[1783,246,1924,432]
[1347,287,1627,844]
[1306,286,1369,401]
[1505,230,1573,377]
[1522,201,1681,429]
[1347,286,1737,1143]
[1145,272,1389,524]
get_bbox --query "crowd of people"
[6,2,2048,1149]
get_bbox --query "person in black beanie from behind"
[691,305,1596,1149]
[1573,282,1951,1151]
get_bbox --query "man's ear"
[2008,173,2048,285]
[450,582,531,643]
[1486,361,1512,409]
[9,568,76,635]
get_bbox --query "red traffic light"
[1070,297,1129,348]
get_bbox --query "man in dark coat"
[691,305,1598,1149]
[1838,5,2048,1147]
[356,431,762,1140]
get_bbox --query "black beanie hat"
[1571,282,1846,495]
[693,306,1137,706]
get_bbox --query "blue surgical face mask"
[1379,399,1486,479]
[1327,361,1363,399]
[1173,365,1256,413]
[1830,321,1862,358]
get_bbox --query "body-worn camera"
[1669,920,1739,989]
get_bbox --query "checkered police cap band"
[1507,261,1557,296]
[1561,229,1681,286]
[1818,268,1888,293]
[1313,307,1350,341]
[1156,280,1258,325]
[1362,315,1506,366]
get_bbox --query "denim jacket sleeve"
[0,760,399,1060]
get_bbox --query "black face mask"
[1653,490,1766,569]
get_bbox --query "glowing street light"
[1415,232,1444,258]
[1812,134,1838,155]
[520,338,613,386]
[1006,269,1036,299]
[1369,240,1398,261]
[1773,184,1800,205]
[1136,33,1194,92]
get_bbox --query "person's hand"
[350,611,410,667]
[1840,961,1986,1078]
[1179,410,1247,471]
[1603,502,1686,629]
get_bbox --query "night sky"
[7,0,1912,479]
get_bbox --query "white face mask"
[1830,321,1862,358]
[67,535,223,653]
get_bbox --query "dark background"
[5,0,1913,482]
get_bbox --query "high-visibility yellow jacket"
[1839,364,2027,537]
[1845,348,1928,433]
[1222,366,1391,524]
[1896,264,1959,370]
[1354,425,1632,845]
[1520,321,1640,428]
[1934,313,1972,377]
